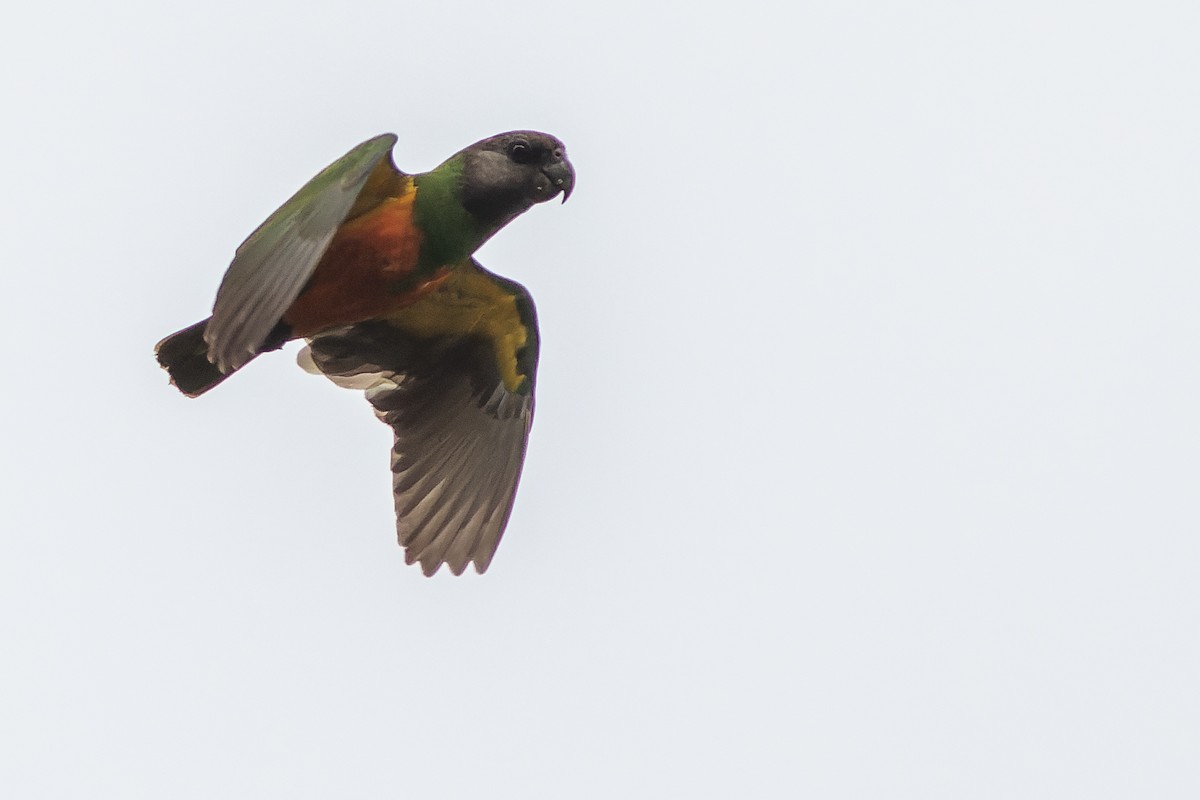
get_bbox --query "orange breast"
[283,192,446,336]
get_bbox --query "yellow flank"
[386,263,530,392]
[345,160,412,221]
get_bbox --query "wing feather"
[205,134,400,372]
[298,267,539,575]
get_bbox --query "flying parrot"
[155,131,574,576]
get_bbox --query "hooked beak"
[543,158,575,203]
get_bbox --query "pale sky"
[3,2,1199,797]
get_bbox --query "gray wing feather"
[297,316,537,576]
[204,134,399,373]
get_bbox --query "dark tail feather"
[155,318,238,397]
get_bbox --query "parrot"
[154,131,574,576]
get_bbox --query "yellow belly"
[386,263,531,393]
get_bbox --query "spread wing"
[297,264,540,576]
[204,133,400,373]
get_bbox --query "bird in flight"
[155,131,574,576]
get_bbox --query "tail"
[155,318,238,397]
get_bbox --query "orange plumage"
[283,190,448,336]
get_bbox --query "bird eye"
[508,141,535,163]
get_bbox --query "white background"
[3,1,1198,797]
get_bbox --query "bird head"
[457,131,575,227]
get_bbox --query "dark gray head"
[457,131,575,227]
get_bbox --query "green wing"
[204,133,399,373]
[297,267,540,576]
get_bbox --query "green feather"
[412,155,480,269]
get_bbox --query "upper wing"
[297,262,540,576]
[204,134,400,373]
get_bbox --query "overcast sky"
[3,1,1199,797]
